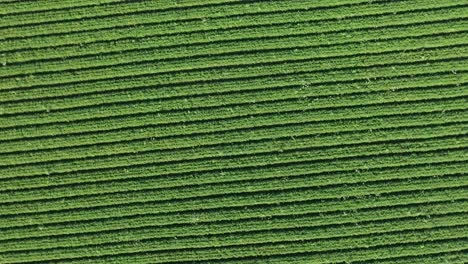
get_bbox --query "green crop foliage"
[0,0,466,263]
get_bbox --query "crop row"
[1,225,465,263]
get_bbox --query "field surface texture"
[0,0,467,263]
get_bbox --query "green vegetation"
[0,0,466,263]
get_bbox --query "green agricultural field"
[0,0,467,263]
